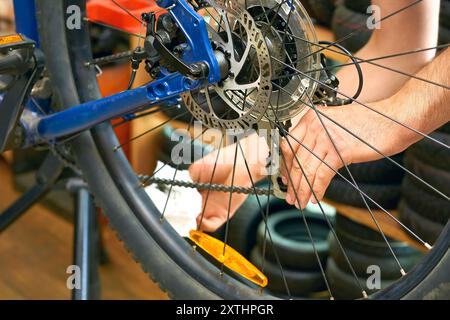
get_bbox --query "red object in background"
[97,64,132,159]
[87,0,165,35]
[87,0,167,159]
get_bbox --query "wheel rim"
[36,0,450,300]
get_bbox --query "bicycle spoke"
[236,139,292,297]
[270,55,450,151]
[271,31,449,91]
[270,107,367,298]
[265,115,432,249]
[111,0,144,24]
[140,125,210,188]
[302,91,405,276]
[160,118,195,220]
[113,110,190,151]
[296,0,423,63]
[220,140,239,275]
[302,44,450,75]
[112,105,178,128]
[84,17,146,39]
[280,127,367,298]
[196,133,225,230]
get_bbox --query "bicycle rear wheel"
[35,0,450,299]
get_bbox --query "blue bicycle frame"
[13,0,220,145]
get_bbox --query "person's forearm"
[347,48,450,164]
[390,48,450,146]
[336,0,439,103]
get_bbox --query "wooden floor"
[0,159,168,300]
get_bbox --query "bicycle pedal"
[0,34,35,52]
[189,230,268,288]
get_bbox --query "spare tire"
[408,131,450,171]
[325,177,401,209]
[439,25,450,46]
[306,0,336,27]
[250,248,326,296]
[334,214,419,257]
[440,0,450,29]
[256,210,331,270]
[215,183,270,256]
[337,154,404,185]
[401,175,450,225]
[398,200,445,244]
[344,0,371,14]
[332,4,372,53]
[437,122,450,135]
[326,258,394,299]
[328,232,422,280]
[404,153,450,196]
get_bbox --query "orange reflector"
[0,34,24,46]
[189,230,268,288]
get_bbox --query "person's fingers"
[297,143,328,208]
[189,155,230,184]
[280,115,310,182]
[287,132,317,206]
[309,153,342,204]
[280,135,298,184]
[197,215,226,232]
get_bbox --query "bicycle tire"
[34,0,450,300]
[325,178,401,209]
[255,210,330,270]
[408,131,450,171]
[250,247,326,296]
[401,176,450,225]
[337,154,404,185]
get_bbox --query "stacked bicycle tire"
[325,154,405,210]
[332,0,372,53]
[326,214,422,299]
[399,124,450,244]
[439,0,450,46]
[250,210,332,298]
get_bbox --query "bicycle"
[0,0,449,299]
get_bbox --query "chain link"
[139,175,274,196]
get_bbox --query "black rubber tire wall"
[399,201,445,244]
[305,0,336,27]
[404,153,450,196]
[325,178,401,209]
[401,176,450,225]
[326,258,394,300]
[35,0,450,300]
[255,210,330,270]
[35,0,272,300]
[334,214,418,257]
[337,154,404,185]
[331,4,372,53]
[328,233,422,280]
[408,132,450,171]
[440,0,450,29]
[250,248,326,296]
[344,0,371,14]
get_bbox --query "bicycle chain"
[49,143,83,176]
[85,50,133,67]
[139,175,274,196]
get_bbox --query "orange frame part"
[86,0,168,159]
[87,0,166,35]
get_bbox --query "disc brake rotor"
[183,0,320,129]
[182,0,272,130]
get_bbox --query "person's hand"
[280,103,408,209]
[189,137,267,232]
